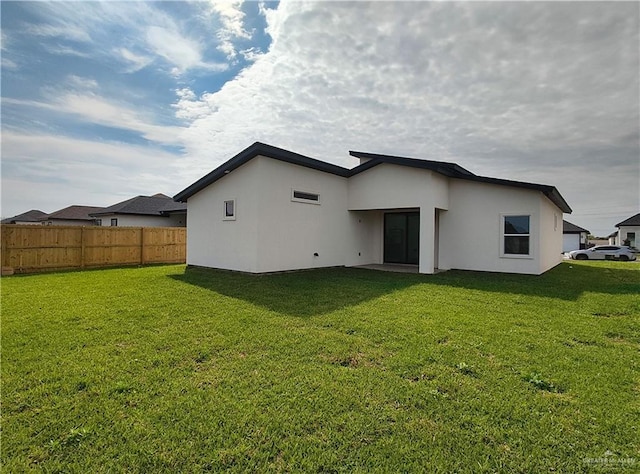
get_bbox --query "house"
[89,194,186,227]
[40,205,104,226]
[614,212,640,247]
[562,220,589,252]
[174,142,572,275]
[1,209,48,225]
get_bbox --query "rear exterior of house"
[176,143,571,275]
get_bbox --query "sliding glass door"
[384,212,419,265]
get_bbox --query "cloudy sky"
[1,1,638,236]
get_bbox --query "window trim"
[291,189,321,205]
[110,218,118,227]
[223,199,236,220]
[500,214,533,259]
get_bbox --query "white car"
[567,245,637,261]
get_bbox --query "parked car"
[567,245,637,261]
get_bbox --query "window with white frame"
[223,199,236,220]
[502,215,530,256]
[291,189,320,204]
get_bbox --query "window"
[95,219,102,226]
[291,189,320,204]
[503,215,530,256]
[111,218,118,227]
[223,199,236,220]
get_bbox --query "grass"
[2,261,639,472]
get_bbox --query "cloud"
[16,1,231,76]
[204,0,252,59]
[170,1,638,236]
[1,131,183,214]
[3,91,185,146]
[116,47,153,73]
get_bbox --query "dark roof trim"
[563,220,590,234]
[615,212,640,227]
[349,151,572,213]
[174,142,350,202]
[349,151,476,178]
[174,142,572,213]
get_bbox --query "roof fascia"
[174,142,350,202]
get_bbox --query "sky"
[1,1,638,237]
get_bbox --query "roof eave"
[174,142,350,202]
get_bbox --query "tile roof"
[1,209,48,224]
[615,212,640,227]
[174,142,572,213]
[46,205,104,221]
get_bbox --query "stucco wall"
[186,158,261,272]
[252,157,350,273]
[348,163,448,211]
[438,180,557,274]
[537,196,563,273]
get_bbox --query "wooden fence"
[1,225,186,274]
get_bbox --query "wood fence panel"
[1,225,186,273]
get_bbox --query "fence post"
[80,227,85,269]
[140,227,145,265]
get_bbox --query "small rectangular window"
[111,218,118,227]
[223,199,236,220]
[291,189,320,204]
[95,219,102,226]
[503,215,530,256]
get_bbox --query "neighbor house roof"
[615,212,640,227]
[562,220,589,234]
[1,209,48,224]
[45,205,104,221]
[174,142,572,213]
[90,194,184,217]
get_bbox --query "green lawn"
[2,262,639,472]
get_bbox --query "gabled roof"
[174,142,572,213]
[90,194,183,217]
[1,209,48,224]
[46,205,104,221]
[615,212,640,227]
[563,220,589,234]
[174,142,350,202]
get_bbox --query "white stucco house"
[613,213,640,247]
[89,194,186,227]
[174,142,572,275]
[562,220,590,252]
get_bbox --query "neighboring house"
[174,142,572,275]
[40,205,104,226]
[1,209,48,225]
[89,194,186,227]
[562,220,589,252]
[608,231,618,245]
[614,212,640,247]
